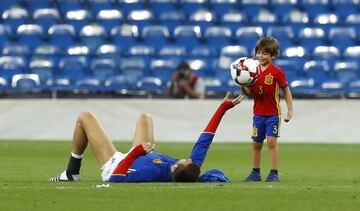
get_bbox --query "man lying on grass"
[50,93,244,183]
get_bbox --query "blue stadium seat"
[281,9,310,34]
[273,59,303,81]
[127,9,155,32]
[88,0,114,14]
[117,0,146,16]
[159,46,187,58]
[333,60,359,84]
[96,9,124,34]
[75,77,103,91]
[32,9,60,32]
[290,78,318,96]
[298,27,326,52]
[79,25,107,52]
[220,10,247,35]
[251,9,278,33]
[204,26,232,52]
[136,76,165,95]
[209,0,238,18]
[16,24,44,50]
[241,0,269,19]
[96,44,122,65]
[150,58,179,81]
[178,0,207,16]
[0,76,9,91]
[190,45,216,58]
[189,9,217,35]
[344,46,360,63]
[312,46,341,66]
[2,43,30,56]
[25,0,55,13]
[0,56,26,80]
[59,45,91,80]
[0,0,18,14]
[345,14,360,32]
[64,10,92,33]
[2,8,29,34]
[220,45,249,61]
[49,77,75,92]
[186,58,212,77]
[142,25,170,51]
[111,24,140,51]
[303,60,331,82]
[158,11,186,34]
[11,74,42,90]
[173,26,202,51]
[312,13,339,33]
[33,45,61,72]
[328,27,357,51]
[270,0,298,17]
[281,46,310,64]
[319,79,345,96]
[345,79,360,98]
[0,25,11,48]
[235,27,264,54]
[149,0,178,17]
[58,0,84,14]
[120,57,148,83]
[331,0,360,19]
[266,26,295,50]
[48,24,76,50]
[124,45,155,63]
[90,58,117,82]
[104,74,134,93]
[301,0,331,20]
[29,57,54,82]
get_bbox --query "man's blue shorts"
[251,115,281,142]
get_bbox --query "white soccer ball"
[230,57,260,86]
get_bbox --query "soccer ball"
[230,57,260,86]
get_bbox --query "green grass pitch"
[1,141,360,211]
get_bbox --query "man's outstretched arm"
[190,93,244,166]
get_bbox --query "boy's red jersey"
[250,63,288,116]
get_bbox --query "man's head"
[176,62,192,81]
[171,159,200,182]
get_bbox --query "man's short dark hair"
[172,162,201,182]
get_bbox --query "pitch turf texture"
[1,141,360,211]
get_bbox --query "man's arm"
[189,93,244,166]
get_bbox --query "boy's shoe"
[244,170,262,181]
[265,172,280,182]
[49,170,80,182]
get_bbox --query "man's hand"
[223,92,245,106]
[141,143,155,153]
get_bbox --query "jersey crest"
[152,158,163,164]
[264,74,273,85]
[252,126,258,137]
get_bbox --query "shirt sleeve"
[110,167,161,182]
[277,69,289,87]
[189,133,215,167]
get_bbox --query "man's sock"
[66,152,83,180]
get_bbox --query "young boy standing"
[241,37,293,182]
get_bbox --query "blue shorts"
[251,115,281,142]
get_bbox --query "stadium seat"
[34,45,61,63]
[204,26,232,52]
[281,46,310,65]
[241,0,269,19]
[303,60,331,82]
[0,76,9,91]
[333,60,359,83]
[127,9,155,32]
[301,0,331,20]
[188,58,213,77]
[209,0,238,18]
[0,56,26,80]
[79,25,107,52]
[343,46,360,63]
[189,9,217,35]
[173,26,202,51]
[273,59,303,81]
[159,46,187,58]
[48,77,75,92]
[124,45,155,65]
[158,11,186,33]
[331,0,360,19]
[178,0,207,16]
[111,24,140,51]
[141,25,170,51]
[150,58,179,81]
[90,58,117,82]
[220,45,249,61]
[328,27,357,51]
[298,27,326,52]
[32,9,60,32]
[312,13,339,33]
[0,25,11,48]
[0,0,17,15]
[58,0,84,14]
[312,46,341,66]
[87,0,114,14]
[26,0,55,13]
[29,57,54,82]
[345,79,360,98]
[320,79,345,96]
[2,43,30,56]
[290,78,318,96]
[136,76,165,96]
[235,27,264,54]
[190,45,216,58]
[251,9,278,33]
[345,14,360,32]
[59,45,91,80]
[96,44,122,65]
[220,10,248,35]
[75,77,102,92]
[16,24,44,50]
[149,0,178,17]
[11,73,41,90]
[96,9,124,34]
[270,0,298,17]
[120,57,148,83]
[48,24,76,51]
[117,0,146,16]
[281,9,309,34]
[2,8,29,34]
[64,10,92,33]
[104,74,134,93]
[266,26,295,50]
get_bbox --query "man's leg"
[131,114,154,147]
[50,112,117,181]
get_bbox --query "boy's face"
[256,49,274,67]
